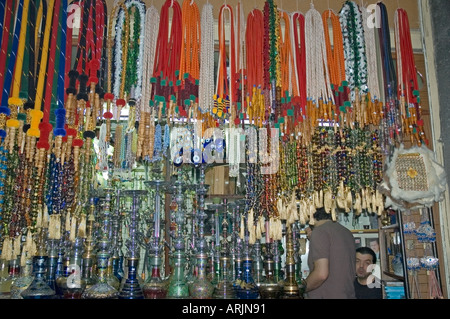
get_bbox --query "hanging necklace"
[361,3,382,127]
[291,11,306,132]
[198,2,214,114]
[305,4,334,137]
[213,3,236,120]
[153,0,182,97]
[377,2,399,152]
[395,8,426,147]
[137,5,159,160]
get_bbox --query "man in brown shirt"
[302,207,356,299]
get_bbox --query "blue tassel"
[54,108,66,136]
[0,106,10,116]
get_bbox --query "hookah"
[0,236,20,299]
[252,239,265,287]
[166,171,190,299]
[235,209,260,299]
[118,189,147,299]
[189,163,214,299]
[293,221,303,285]
[58,217,87,299]
[259,225,283,299]
[227,201,238,282]
[21,227,56,299]
[142,179,169,299]
[10,231,35,299]
[82,189,119,299]
[46,213,63,294]
[111,188,125,284]
[281,222,301,299]
[82,197,97,290]
[232,200,245,290]
[212,211,236,299]
[209,203,222,286]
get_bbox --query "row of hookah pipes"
[0,0,427,299]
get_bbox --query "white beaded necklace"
[305,4,334,105]
[198,2,214,114]
[141,5,160,117]
[362,4,381,102]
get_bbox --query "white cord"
[141,5,160,116]
[305,4,334,104]
[99,123,108,171]
[113,8,125,120]
[198,2,214,114]
[362,5,381,101]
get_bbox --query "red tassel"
[36,122,53,150]
[73,138,84,147]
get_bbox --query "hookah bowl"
[21,255,56,299]
[212,254,236,299]
[81,250,119,299]
[259,257,283,299]
[166,241,190,299]
[189,252,214,299]
[10,257,34,299]
[235,257,260,299]
[143,253,168,299]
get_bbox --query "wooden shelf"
[383,271,405,282]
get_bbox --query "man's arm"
[304,258,329,292]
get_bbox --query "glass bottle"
[143,253,168,299]
[235,252,260,299]
[166,250,190,299]
[10,255,34,299]
[21,255,56,299]
[59,237,87,299]
[82,211,97,290]
[213,219,236,299]
[46,239,60,293]
[189,253,214,299]
[81,253,119,299]
[0,257,20,299]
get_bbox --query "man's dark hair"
[313,207,332,222]
[356,246,377,264]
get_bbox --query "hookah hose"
[396,8,426,146]
[27,0,55,140]
[246,8,264,98]
[378,2,399,144]
[0,1,5,47]
[378,2,397,100]
[213,3,235,119]
[0,0,15,105]
[291,11,306,121]
[153,0,182,84]
[1,0,25,107]
[6,0,30,154]
[322,9,346,90]
[278,10,297,98]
